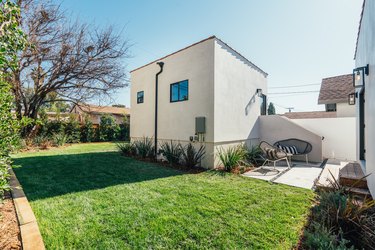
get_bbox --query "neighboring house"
[318,74,356,117]
[279,77,358,161]
[130,36,268,168]
[71,104,130,127]
[281,111,337,119]
[354,0,375,197]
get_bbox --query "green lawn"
[13,142,314,249]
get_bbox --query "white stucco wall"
[293,117,356,161]
[355,0,375,197]
[130,39,215,143]
[336,103,356,117]
[130,37,267,168]
[259,116,323,163]
[213,39,267,143]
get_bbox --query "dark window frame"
[170,79,189,103]
[137,91,144,104]
[326,103,337,112]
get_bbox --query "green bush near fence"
[23,113,129,149]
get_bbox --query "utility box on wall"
[195,117,206,134]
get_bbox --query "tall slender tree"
[267,102,276,115]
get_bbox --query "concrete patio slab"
[242,166,289,181]
[273,165,323,189]
[316,161,348,188]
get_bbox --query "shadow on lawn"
[13,151,183,201]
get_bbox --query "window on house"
[170,80,188,102]
[260,94,267,115]
[137,91,144,104]
[325,103,336,112]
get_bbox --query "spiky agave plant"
[116,142,136,156]
[160,140,183,165]
[181,143,205,168]
[217,145,247,172]
[133,137,155,158]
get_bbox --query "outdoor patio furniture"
[274,138,312,164]
[259,141,291,169]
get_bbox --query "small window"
[137,91,144,104]
[326,103,336,112]
[170,80,188,102]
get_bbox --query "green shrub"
[304,223,354,250]
[41,120,65,137]
[80,116,95,142]
[64,115,81,143]
[181,143,205,168]
[53,133,67,147]
[0,157,11,199]
[160,141,182,165]
[118,122,130,141]
[133,137,155,159]
[33,135,52,149]
[99,114,120,141]
[310,190,375,248]
[244,145,263,166]
[217,145,246,172]
[117,142,136,156]
[0,0,27,200]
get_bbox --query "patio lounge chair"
[273,138,312,164]
[259,141,291,169]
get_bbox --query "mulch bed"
[0,192,21,250]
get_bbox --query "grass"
[12,142,314,249]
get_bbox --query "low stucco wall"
[293,117,356,161]
[259,115,323,163]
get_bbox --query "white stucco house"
[354,0,375,197]
[130,36,268,168]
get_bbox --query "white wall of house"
[336,103,356,117]
[293,117,356,161]
[130,37,267,168]
[355,0,375,197]
[214,39,267,143]
[130,39,215,142]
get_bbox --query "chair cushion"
[277,144,299,155]
[265,147,278,160]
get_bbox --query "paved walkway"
[243,162,324,190]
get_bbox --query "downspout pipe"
[155,62,164,158]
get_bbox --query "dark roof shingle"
[318,74,354,104]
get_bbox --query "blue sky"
[58,0,362,113]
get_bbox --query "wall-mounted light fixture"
[353,64,369,88]
[348,93,356,105]
[256,88,263,97]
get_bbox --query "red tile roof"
[281,111,337,119]
[74,104,130,116]
[318,74,354,104]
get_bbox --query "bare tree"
[9,0,130,121]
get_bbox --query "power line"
[271,102,310,113]
[268,90,320,95]
[269,83,321,89]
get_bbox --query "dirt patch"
[0,192,21,250]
